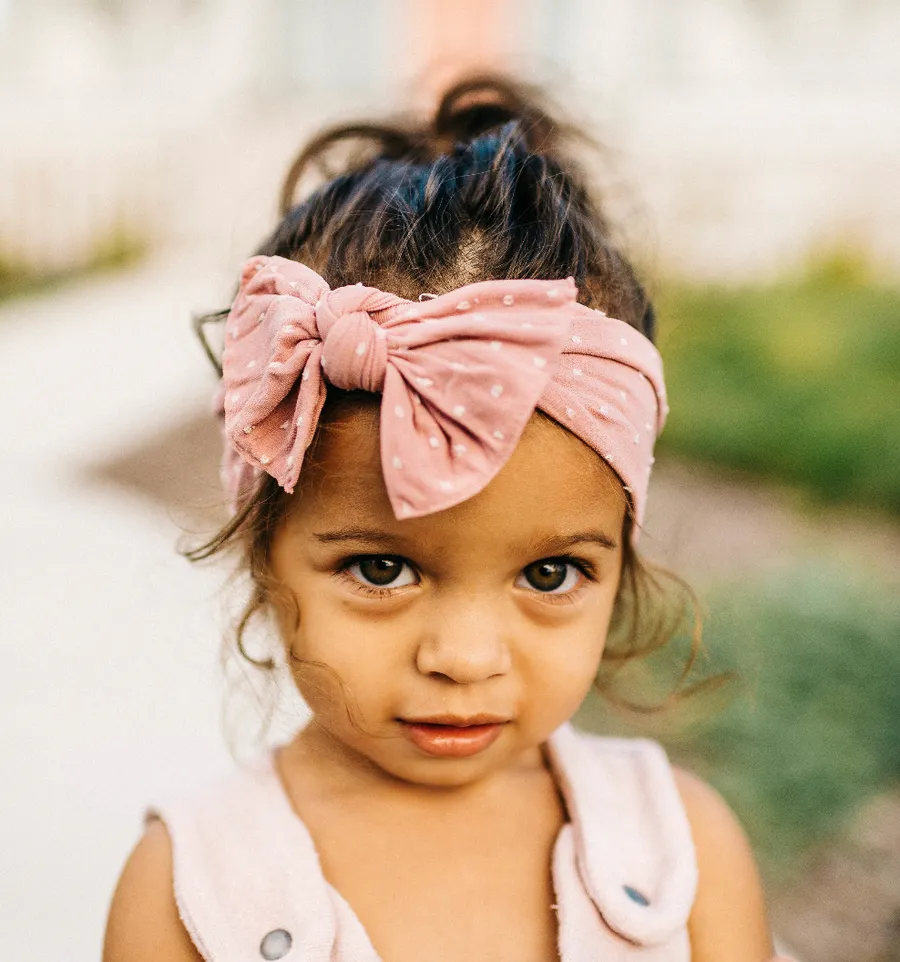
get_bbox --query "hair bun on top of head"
[431,75,560,154]
[279,74,565,216]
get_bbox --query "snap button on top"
[623,884,651,906]
[259,928,293,959]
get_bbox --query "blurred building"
[1,0,898,278]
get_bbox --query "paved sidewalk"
[0,250,253,961]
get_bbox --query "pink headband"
[215,256,668,536]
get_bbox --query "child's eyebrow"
[312,528,407,546]
[527,531,619,553]
[312,528,619,552]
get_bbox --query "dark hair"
[188,75,707,740]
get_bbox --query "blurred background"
[1,2,899,960]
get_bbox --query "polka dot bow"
[216,256,668,534]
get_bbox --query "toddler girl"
[104,77,789,962]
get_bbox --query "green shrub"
[656,262,900,514]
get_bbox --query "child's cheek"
[285,603,394,713]
[286,625,362,724]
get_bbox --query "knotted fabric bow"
[216,255,668,534]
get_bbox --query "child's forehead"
[290,403,626,542]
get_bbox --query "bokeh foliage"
[0,225,146,304]
[656,255,900,514]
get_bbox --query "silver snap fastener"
[623,885,650,906]
[259,928,292,960]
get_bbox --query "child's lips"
[399,716,509,758]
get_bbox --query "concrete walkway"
[0,250,260,961]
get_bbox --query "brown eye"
[349,557,416,589]
[517,560,580,594]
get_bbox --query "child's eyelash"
[342,579,396,599]
[334,555,418,597]
[338,574,406,599]
[555,554,598,580]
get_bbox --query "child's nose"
[414,595,512,683]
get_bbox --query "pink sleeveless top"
[147,724,698,961]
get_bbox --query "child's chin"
[396,763,495,790]
[370,745,505,789]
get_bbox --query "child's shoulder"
[668,766,774,958]
[103,820,203,962]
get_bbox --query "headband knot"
[316,287,388,392]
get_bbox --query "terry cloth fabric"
[215,257,668,538]
[147,724,697,961]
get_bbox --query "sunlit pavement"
[0,249,245,960]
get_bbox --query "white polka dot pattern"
[217,256,667,539]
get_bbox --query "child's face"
[270,400,625,788]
